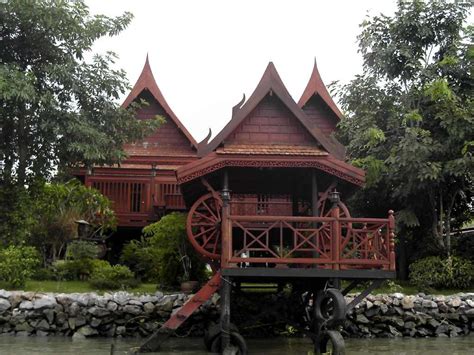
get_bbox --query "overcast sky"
[86,0,399,142]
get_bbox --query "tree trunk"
[17,113,28,186]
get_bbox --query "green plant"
[0,245,40,288]
[89,262,137,290]
[66,240,99,260]
[409,256,474,290]
[140,213,207,287]
[120,238,160,281]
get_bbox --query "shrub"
[139,213,207,287]
[31,267,56,281]
[66,241,99,260]
[120,238,160,282]
[89,262,137,290]
[409,256,474,290]
[0,245,40,288]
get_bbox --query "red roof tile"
[216,144,328,156]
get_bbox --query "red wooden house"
[139,61,395,353]
[75,57,197,228]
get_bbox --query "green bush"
[120,238,160,282]
[66,241,99,260]
[136,213,206,287]
[0,245,40,288]
[409,256,474,290]
[89,262,137,290]
[31,267,56,281]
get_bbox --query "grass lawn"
[0,280,471,295]
[0,280,160,294]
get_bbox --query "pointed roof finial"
[298,58,343,120]
[198,61,344,159]
[121,54,197,148]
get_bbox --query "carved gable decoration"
[200,62,344,159]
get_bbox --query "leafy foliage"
[89,262,137,290]
[29,180,116,263]
[336,0,473,257]
[66,241,99,261]
[0,0,162,186]
[409,256,473,290]
[122,213,207,287]
[0,245,40,288]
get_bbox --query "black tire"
[210,331,248,355]
[204,323,239,351]
[314,288,346,326]
[315,330,345,355]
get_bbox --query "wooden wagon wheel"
[317,192,352,255]
[187,193,223,261]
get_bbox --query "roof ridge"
[298,58,343,120]
[121,55,198,148]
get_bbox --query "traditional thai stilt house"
[138,62,396,354]
[74,57,197,229]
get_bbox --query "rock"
[19,301,34,310]
[388,325,402,337]
[72,331,86,340]
[43,309,55,324]
[466,299,474,308]
[448,297,462,308]
[366,301,373,309]
[68,302,80,317]
[112,292,129,306]
[15,322,33,333]
[356,314,370,324]
[404,321,416,329]
[76,325,98,337]
[380,304,389,314]
[90,318,101,328]
[401,296,415,310]
[68,318,77,330]
[0,290,12,299]
[106,302,118,312]
[427,319,440,328]
[116,325,126,336]
[128,299,142,306]
[15,331,29,337]
[33,296,57,310]
[36,330,48,337]
[422,300,437,308]
[436,324,449,335]
[438,302,449,313]
[36,319,50,331]
[87,307,110,318]
[143,302,155,314]
[158,297,174,312]
[123,305,141,315]
[0,299,11,312]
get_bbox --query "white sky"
[86,0,398,142]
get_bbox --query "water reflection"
[0,335,473,354]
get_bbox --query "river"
[0,335,473,355]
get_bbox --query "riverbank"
[0,290,473,339]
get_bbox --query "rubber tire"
[315,330,345,355]
[204,323,239,351]
[210,331,248,355]
[314,288,346,326]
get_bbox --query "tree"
[0,0,162,186]
[336,0,473,263]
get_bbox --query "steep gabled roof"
[199,62,344,159]
[122,55,197,148]
[298,58,343,120]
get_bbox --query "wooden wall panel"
[302,95,338,136]
[226,95,318,146]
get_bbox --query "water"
[0,335,473,355]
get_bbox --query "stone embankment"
[0,289,473,339]
[345,293,474,338]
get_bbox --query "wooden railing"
[223,210,396,271]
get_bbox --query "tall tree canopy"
[337,0,473,259]
[0,0,160,186]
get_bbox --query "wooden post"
[332,203,340,270]
[220,275,232,352]
[221,170,231,269]
[388,210,396,272]
[311,170,319,261]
